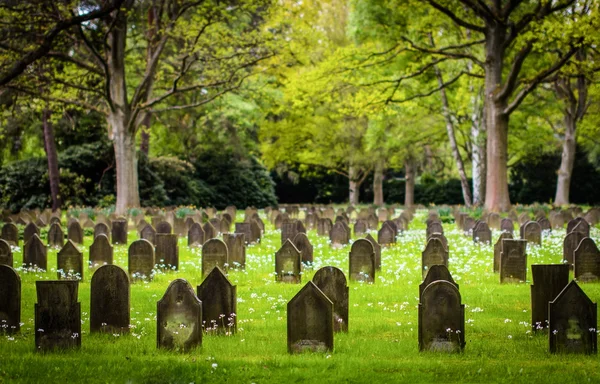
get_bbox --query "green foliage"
[0,157,48,211]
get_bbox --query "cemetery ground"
[2,209,600,384]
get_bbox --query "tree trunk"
[349,165,360,205]
[471,116,486,206]
[373,160,384,206]
[404,158,415,207]
[554,113,576,206]
[139,113,151,155]
[42,109,61,211]
[112,120,140,214]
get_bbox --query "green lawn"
[1,209,600,384]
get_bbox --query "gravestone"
[275,239,302,284]
[473,222,492,244]
[173,217,187,237]
[235,222,252,245]
[493,232,513,273]
[128,239,155,281]
[203,222,217,241]
[0,265,20,334]
[500,218,514,234]
[293,232,314,264]
[89,234,113,268]
[329,223,349,248]
[549,281,597,354]
[418,281,465,352]
[24,222,40,245]
[202,239,228,278]
[47,223,64,248]
[140,224,157,245]
[500,239,527,283]
[209,218,221,235]
[1,223,18,246]
[0,239,13,267]
[349,239,375,283]
[250,220,262,243]
[567,218,590,236]
[487,213,501,230]
[538,218,551,232]
[563,231,584,266]
[377,223,395,246]
[312,266,348,332]
[523,221,542,246]
[157,279,202,351]
[365,233,381,270]
[67,221,84,245]
[419,265,458,302]
[90,265,130,334]
[463,217,476,233]
[281,221,298,246]
[518,212,530,225]
[287,281,334,354]
[111,219,128,245]
[367,214,379,230]
[429,232,448,252]
[23,234,47,270]
[156,221,172,235]
[295,219,306,234]
[574,238,600,282]
[187,222,205,247]
[57,240,84,280]
[317,218,333,237]
[426,222,444,239]
[530,264,569,332]
[354,220,368,236]
[422,238,449,278]
[223,233,245,269]
[196,267,237,335]
[156,234,179,270]
[35,280,81,351]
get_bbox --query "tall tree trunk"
[554,114,576,206]
[404,158,415,207]
[42,109,61,211]
[112,119,140,214]
[471,114,485,206]
[373,160,384,206]
[349,165,360,205]
[139,113,150,155]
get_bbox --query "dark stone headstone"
[493,232,513,273]
[157,279,202,351]
[275,239,301,284]
[317,218,333,237]
[47,222,64,248]
[203,222,217,241]
[549,281,597,354]
[293,232,313,264]
[377,223,395,246]
[156,221,172,234]
[487,213,501,230]
[287,281,333,354]
[500,218,514,235]
[188,222,205,247]
[530,264,569,332]
[426,222,444,239]
[223,233,245,269]
[367,214,379,230]
[1,223,18,246]
[0,239,13,267]
[235,222,252,245]
[57,240,84,280]
[140,224,156,245]
[35,280,81,351]
[281,221,298,246]
[563,231,584,266]
[89,234,113,268]
[250,220,262,244]
[24,222,40,245]
[0,265,20,334]
[202,238,228,278]
[473,222,492,244]
[354,220,367,236]
[523,221,542,246]
[329,222,349,248]
[90,265,130,334]
[422,238,449,278]
[128,239,155,281]
[538,218,551,232]
[365,233,381,270]
[111,219,128,245]
[500,239,527,283]
[568,218,590,237]
[23,234,47,270]
[295,220,306,234]
[155,233,179,270]
[418,281,465,352]
[349,239,375,283]
[173,217,187,237]
[419,265,458,302]
[196,267,237,335]
[67,221,84,245]
[574,238,600,282]
[312,266,348,332]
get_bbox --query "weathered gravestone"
[209,218,222,235]
[317,218,333,237]
[156,221,172,235]
[354,220,368,236]
[140,224,157,245]
[47,223,64,248]
[90,265,130,334]
[67,221,84,245]
[418,281,465,352]
[500,239,527,283]
[295,219,306,234]
[312,266,348,332]
[235,222,252,245]
[157,279,202,351]
[35,280,81,351]
[287,281,333,354]
[24,222,40,245]
[188,222,205,247]
[281,221,298,246]
[223,233,245,269]
[0,265,20,334]
[428,232,448,252]
[89,234,113,267]
[57,240,84,280]
[128,239,155,281]
[293,232,313,264]
[156,234,179,270]
[203,222,217,241]
[549,281,597,354]
[23,234,47,270]
[530,264,569,332]
[365,233,381,270]
[419,265,458,302]
[538,218,551,232]
[422,238,449,279]
[563,231,584,267]
[250,220,262,244]
[202,239,228,278]
[462,217,476,234]
[111,219,128,245]
[523,221,542,246]
[377,223,395,246]
[473,222,492,244]
[349,239,375,283]
[493,232,513,273]
[275,239,302,284]
[426,222,444,240]
[567,218,590,237]
[518,213,530,225]
[487,213,501,230]
[197,267,237,335]
[173,217,187,237]
[0,239,13,267]
[367,214,379,230]
[500,218,514,235]
[329,222,349,248]
[574,238,600,282]
[1,223,18,246]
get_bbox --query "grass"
[1,209,600,384]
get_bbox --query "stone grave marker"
[57,240,84,280]
[35,280,81,351]
[293,232,313,264]
[196,267,237,335]
[151,215,164,229]
[538,218,551,232]
[493,232,513,273]
[429,232,448,252]
[202,238,228,278]
[140,224,156,245]
[377,223,395,246]
[523,221,542,246]
[473,222,492,244]
[23,234,47,270]
[281,220,298,246]
[549,281,597,354]
[156,221,172,235]
[354,220,367,236]
[0,239,12,267]
[518,212,530,225]
[173,217,187,237]
[188,222,205,247]
[89,234,113,268]
[250,220,262,243]
[530,264,569,332]
[500,239,527,283]
[90,265,130,334]
[67,221,84,245]
[349,239,375,283]
[500,218,514,234]
[312,266,348,332]
[426,222,444,239]
[157,279,202,351]
[203,222,217,241]
[295,219,306,234]
[275,239,302,284]
[329,222,349,248]
[317,218,333,237]
[235,222,252,245]
[574,238,600,282]
[418,281,465,352]
[567,218,590,236]
[367,214,379,230]
[47,223,64,248]
[1,223,18,246]
[156,233,179,270]
[463,217,476,233]
[487,213,501,230]
[0,265,20,334]
[365,233,381,270]
[111,219,128,245]
[422,238,449,279]
[223,233,245,269]
[287,281,333,354]
[128,239,155,281]
[563,231,584,266]
[419,265,458,302]
[24,222,40,245]
[209,218,221,235]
